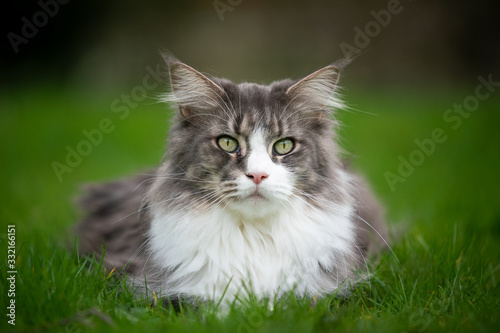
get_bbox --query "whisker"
[294,189,398,264]
[110,188,214,225]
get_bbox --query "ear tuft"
[286,65,344,111]
[161,56,225,117]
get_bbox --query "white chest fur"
[147,198,356,302]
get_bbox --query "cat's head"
[156,57,348,220]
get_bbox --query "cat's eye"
[273,138,294,155]
[217,136,239,153]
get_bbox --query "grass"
[0,82,499,332]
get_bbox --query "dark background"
[1,0,499,93]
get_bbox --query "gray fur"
[75,57,388,302]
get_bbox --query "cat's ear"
[163,57,225,119]
[286,65,344,114]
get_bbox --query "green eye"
[273,138,294,155]
[217,136,239,153]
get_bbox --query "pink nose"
[246,172,269,185]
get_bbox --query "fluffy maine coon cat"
[76,56,389,305]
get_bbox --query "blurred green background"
[1,0,499,331]
[1,0,498,237]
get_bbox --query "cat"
[76,55,389,306]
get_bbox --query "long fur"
[75,57,389,306]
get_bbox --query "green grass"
[1,83,499,332]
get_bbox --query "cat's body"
[76,57,388,304]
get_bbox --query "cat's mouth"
[245,189,267,202]
[249,192,264,199]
